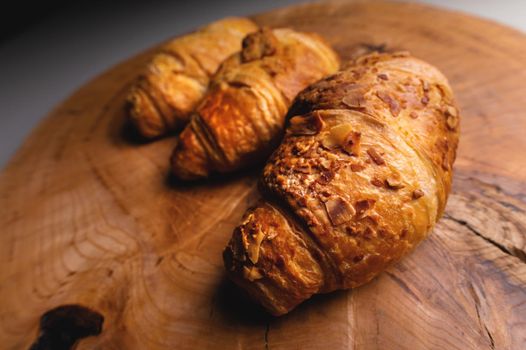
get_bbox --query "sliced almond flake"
[246,226,266,264]
[321,124,354,150]
[324,197,356,226]
[355,199,376,216]
[377,73,389,80]
[342,93,366,108]
[295,165,311,174]
[445,105,458,117]
[442,156,450,171]
[367,148,386,165]
[371,178,384,187]
[266,229,278,240]
[385,174,404,189]
[288,112,324,136]
[343,131,361,156]
[446,115,458,130]
[317,169,334,184]
[243,266,263,281]
[422,80,430,92]
[241,28,277,62]
[421,95,430,105]
[350,162,366,172]
[377,91,401,117]
[412,189,424,199]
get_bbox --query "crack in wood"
[264,321,270,350]
[444,214,526,264]
[467,282,496,349]
[484,324,496,350]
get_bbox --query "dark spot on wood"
[29,304,103,350]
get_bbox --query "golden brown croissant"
[170,28,340,179]
[127,17,258,138]
[223,52,460,315]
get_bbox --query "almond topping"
[288,112,324,136]
[367,148,386,165]
[350,163,366,172]
[321,124,353,149]
[295,165,311,174]
[412,189,424,199]
[445,105,458,117]
[442,156,450,171]
[243,266,263,281]
[422,80,430,92]
[241,28,278,62]
[371,178,384,187]
[343,131,362,156]
[324,197,356,226]
[385,175,404,189]
[342,92,366,108]
[377,73,389,80]
[421,95,430,105]
[446,115,458,130]
[355,199,376,216]
[247,226,266,264]
[377,91,400,117]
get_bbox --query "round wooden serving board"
[1,1,525,349]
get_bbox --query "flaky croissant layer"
[223,52,460,315]
[170,28,340,179]
[127,17,258,138]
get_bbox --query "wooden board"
[1,1,525,349]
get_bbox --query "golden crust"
[127,17,258,139]
[223,52,460,315]
[171,28,340,179]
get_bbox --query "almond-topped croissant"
[127,17,258,138]
[223,52,460,316]
[170,28,340,179]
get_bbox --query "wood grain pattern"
[0,1,525,349]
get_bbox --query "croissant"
[127,17,258,138]
[223,52,460,315]
[170,28,340,179]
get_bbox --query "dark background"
[0,0,523,168]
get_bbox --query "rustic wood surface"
[1,1,525,349]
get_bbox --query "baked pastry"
[170,28,340,179]
[223,52,460,315]
[127,17,258,138]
